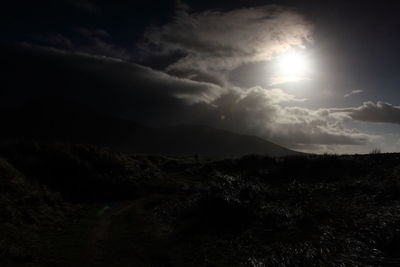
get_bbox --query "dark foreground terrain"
[2,141,400,266]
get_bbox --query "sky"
[2,0,400,154]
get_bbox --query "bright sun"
[277,51,309,76]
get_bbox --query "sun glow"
[271,49,311,85]
[277,51,309,76]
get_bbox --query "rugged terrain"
[1,141,400,266]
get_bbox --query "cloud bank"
[3,44,380,153]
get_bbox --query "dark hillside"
[1,99,300,157]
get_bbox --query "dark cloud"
[332,101,400,124]
[73,28,130,59]
[65,0,100,13]
[2,43,224,119]
[36,28,130,60]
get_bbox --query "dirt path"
[77,178,192,267]
[79,201,137,267]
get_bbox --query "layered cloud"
[192,89,374,147]
[331,101,400,124]
[6,43,224,106]
[143,4,313,84]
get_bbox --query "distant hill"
[1,99,301,157]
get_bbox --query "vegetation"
[0,140,159,266]
[1,141,400,266]
[0,140,159,202]
[155,154,400,266]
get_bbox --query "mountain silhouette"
[1,99,301,157]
